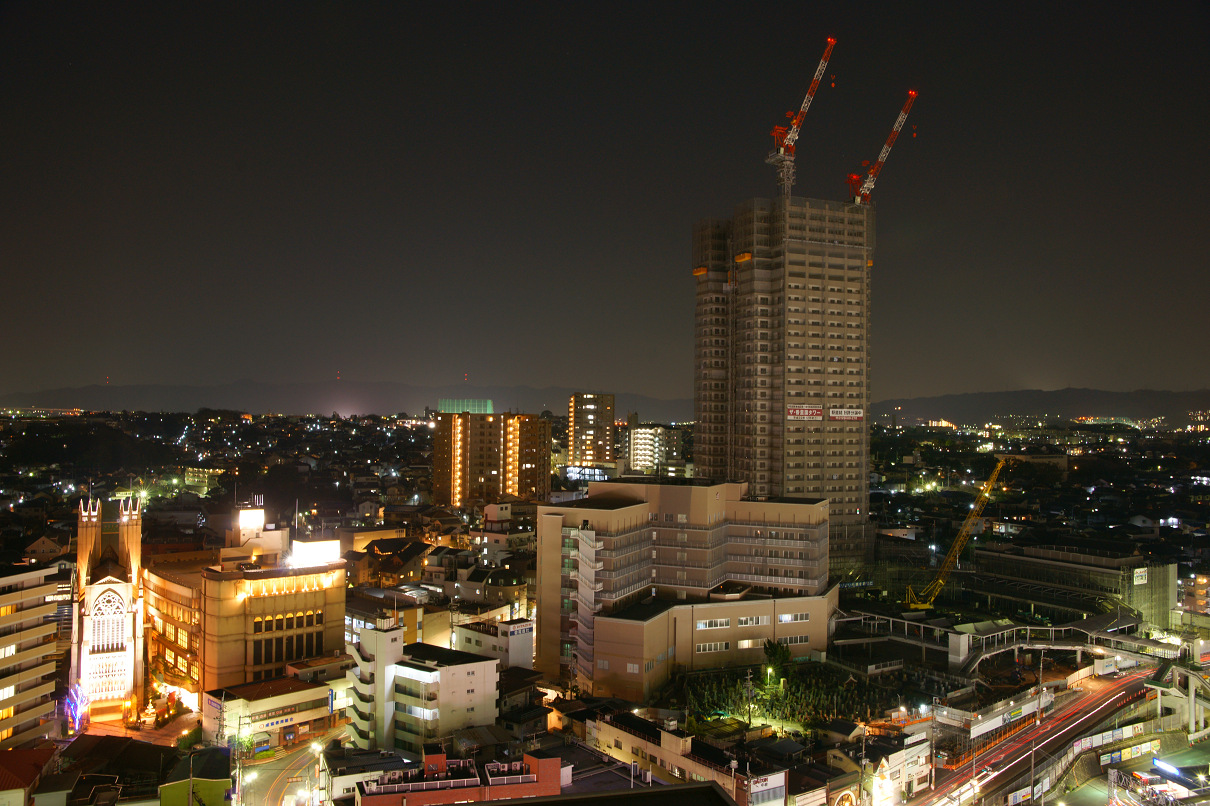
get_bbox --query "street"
[241,727,346,806]
[919,668,1153,806]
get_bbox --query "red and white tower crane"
[846,89,917,204]
[767,37,836,200]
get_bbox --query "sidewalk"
[78,710,202,747]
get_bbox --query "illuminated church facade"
[71,499,145,719]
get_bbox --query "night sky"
[3,3,1207,405]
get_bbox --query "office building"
[143,505,346,709]
[568,393,615,466]
[202,677,332,751]
[432,413,551,508]
[0,561,58,747]
[693,197,872,572]
[971,541,1177,628]
[534,478,834,694]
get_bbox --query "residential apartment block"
[535,478,833,695]
[432,412,551,508]
[347,637,499,755]
[0,561,58,748]
[568,393,615,466]
[453,618,534,670]
[693,197,872,572]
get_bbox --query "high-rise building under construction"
[692,196,872,573]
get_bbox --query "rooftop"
[207,675,327,702]
[400,642,498,668]
[547,495,645,511]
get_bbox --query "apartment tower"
[693,196,872,573]
[432,412,552,508]
[567,393,614,466]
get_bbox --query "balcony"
[0,583,57,611]
[350,704,373,731]
[597,579,652,601]
[353,642,375,665]
[573,571,603,592]
[572,591,602,613]
[652,574,726,589]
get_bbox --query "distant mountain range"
[5,382,1207,429]
[871,388,1210,427]
[0,380,695,423]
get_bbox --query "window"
[597,659,610,670]
[778,635,812,646]
[778,612,810,623]
[627,663,639,674]
[738,615,770,627]
[467,689,475,694]
[615,739,622,749]
[696,642,729,653]
[254,618,263,634]
[695,618,730,630]
[91,591,126,653]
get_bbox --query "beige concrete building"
[432,413,551,508]
[590,593,834,702]
[143,506,346,709]
[693,197,873,573]
[568,393,615,466]
[535,478,833,695]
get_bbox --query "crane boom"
[853,90,917,204]
[905,457,1006,610]
[767,37,836,199]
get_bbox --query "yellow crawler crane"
[905,457,1007,610]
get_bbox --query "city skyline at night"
[2,3,1207,408]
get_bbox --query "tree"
[763,638,792,681]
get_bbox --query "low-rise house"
[0,747,55,806]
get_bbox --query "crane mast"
[905,457,1006,610]
[849,89,917,204]
[767,37,836,199]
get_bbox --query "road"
[918,668,1153,806]
[240,727,346,806]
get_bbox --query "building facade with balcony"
[346,632,499,755]
[535,478,833,693]
[0,561,58,748]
